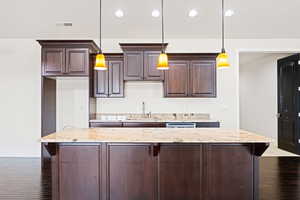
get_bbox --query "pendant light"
[94,0,107,70]
[157,0,169,70]
[217,0,230,68]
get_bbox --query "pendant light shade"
[94,0,107,71]
[217,52,230,68]
[157,53,169,70]
[94,53,107,70]
[157,0,169,70]
[217,0,230,68]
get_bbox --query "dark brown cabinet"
[124,51,163,81]
[39,40,99,77]
[94,55,124,98]
[204,144,254,200]
[189,60,216,97]
[120,43,165,81]
[144,51,164,80]
[65,48,89,75]
[164,60,189,97]
[42,48,65,75]
[107,144,156,200]
[158,144,202,200]
[164,54,217,98]
[124,51,144,80]
[50,142,265,200]
[58,145,101,200]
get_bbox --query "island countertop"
[41,128,271,143]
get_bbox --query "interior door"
[278,56,300,154]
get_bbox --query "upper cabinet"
[38,40,99,77]
[120,43,166,81]
[164,60,189,97]
[94,54,124,98]
[164,54,217,98]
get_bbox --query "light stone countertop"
[41,128,271,143]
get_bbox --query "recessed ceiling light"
[115,9,124,18]
[225,9,234,17]
[188,9,198,18]
[152,9,160,18]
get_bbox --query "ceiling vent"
[56,22,73,27]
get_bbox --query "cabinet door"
[42,48,65,76]
[189,60,216,97]
[109,60,124,97]
[94,61,109,97]
[144,51,164,81]
[164,60,189,97]
[66,48,89,76]
[59,145,101,200]
[204,144,254,200]
[108,144,156,200]
[124,51,144,80]
[158,145,202,200]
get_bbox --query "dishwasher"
[166,122,196,128]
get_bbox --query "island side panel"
[203,144,254,200]
[158,144,203,200]
[106,143,156,200]
[57,144,101,200]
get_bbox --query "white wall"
[98,82,222,121]
[0,39,41,157]
[56,78,89,131]
[239,53,292,139]
[1,38,300,157]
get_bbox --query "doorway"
[239,52,299,156]
[278,54,300,154]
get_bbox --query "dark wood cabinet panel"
[158,145,202,200]
[123,122,166,127]
[94,58,124,98]
[66,48,89,75]
[164,60,189,97]
[59,145,101,200]
[144,51,164,80]
[39,40,99,77]
[94,64,109,97]
[109,60,124,97]
[42,48,65,75]
[204,144,254,200]
[124,51,144,80]
[107,144,156,200]
[164,55,217,98]
[189,60,216,97]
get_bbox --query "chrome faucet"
[142,102,146,117]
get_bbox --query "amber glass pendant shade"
[217,52,230,68]
[157,53,169,70]
[94,53,107,70]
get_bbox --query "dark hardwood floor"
[0,157,299,200]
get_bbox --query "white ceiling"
[1,0,300,39]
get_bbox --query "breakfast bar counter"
[42,128,270,200]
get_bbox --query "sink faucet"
[142,102,146,117]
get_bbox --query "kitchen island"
[42,128,270,200]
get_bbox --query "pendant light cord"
[161,0,165,53]
[99,0,102,53]
[221,0,225,53]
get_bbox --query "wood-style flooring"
[0,157,299,200]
